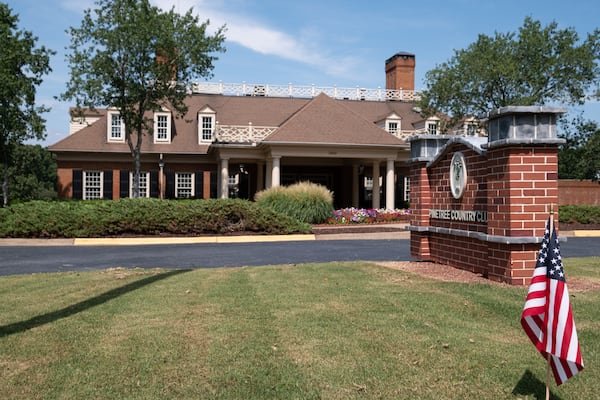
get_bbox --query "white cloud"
[57,0,362,81]
[153,0,361,80]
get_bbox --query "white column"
[265,159,272,188]
[352,164,359,208]
[386,158,395,210]
[220,158,229,199]
[372,160,380,209]
[271,156,281,187]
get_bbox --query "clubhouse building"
[49,53,481,209]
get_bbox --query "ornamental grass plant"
[255,181,334,224]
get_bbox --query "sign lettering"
[429,209,488,223]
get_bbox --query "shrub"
[255,181,334,224]
[0,198,312,238]
[559,205,600,225]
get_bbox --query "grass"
[1,259,599,399]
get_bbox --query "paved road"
[0,239,411,276]
[0,237,598,276]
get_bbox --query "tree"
[0,3,54,206]
[60,0,226,197]
[419,17,600,123]
[8,144,57,202]
[558,116,600,180]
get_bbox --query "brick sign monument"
[408,106,565,285]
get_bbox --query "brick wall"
[55,158,216,200]
[409,125,562,285]
[559,180,600,205]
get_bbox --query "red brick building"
[49,53,480,208]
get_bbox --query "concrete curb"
[73,234,317,246]
[0,228,597,247]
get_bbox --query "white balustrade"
[191,81,419,102]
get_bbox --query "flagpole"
[546,353,551,400]
[546,204,554,400]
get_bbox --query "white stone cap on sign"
[485,106,567,144]
[485,105,567,119]
[424,136,488,169]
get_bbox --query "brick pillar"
[408,135,450,261]
[484,106,565,284]
[410,161,431,260]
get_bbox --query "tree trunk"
[132,150,141,198]
[2,161,8,207]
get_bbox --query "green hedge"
[0,198,312,238]
[559,205,600,225]
[255,182,334,224]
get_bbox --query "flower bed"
[325,208,410,224]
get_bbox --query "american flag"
[521,218,584,385]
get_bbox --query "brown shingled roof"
[263,93,406,146]
[49,92,420,153]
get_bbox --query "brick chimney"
[385,52,415,91]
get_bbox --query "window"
[154,113,171,143]
[83,171,103,200]
[228,174,239,198]
[175,172,194,198]
[466,123,476,136]
[427,122,438,135]
[108,112,124,142]
[198,107,216,143]
[387,121,399,134]
[403,176,410,202]
[130,172,150,197]
[200,116,214,142]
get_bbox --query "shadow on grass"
[512,369,563,400]
[0,269,190,337]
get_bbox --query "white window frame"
[154,112,172,143]
[83,171,103,200]
[175,172,194,198]
[107,111,125,142]
[386,120,400,135]
[198,111,216,143]
[427,121,438,135]
[403,176,410,202]
[129,171,150,198]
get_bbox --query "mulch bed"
[376,261,600,292]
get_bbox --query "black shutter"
[239,173,249,199]
[103,170,113,200]
[195,171,204,199]
[209,171,217,198]
[72,170,83,200]
[120,170,130,198]
[150,171,159,198]
[165,171,175,199]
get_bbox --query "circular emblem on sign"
[450,152,467,199]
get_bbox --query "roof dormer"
[198,105,216,143]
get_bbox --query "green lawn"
[1,259,599,399]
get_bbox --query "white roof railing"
[191,81,419,102]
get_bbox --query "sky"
[7,0,600,146]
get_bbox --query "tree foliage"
[8,144,57,202]
[60,0,226,197]
[558,116,600,180]
[419,17,600,121]
[0,3,54,206]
